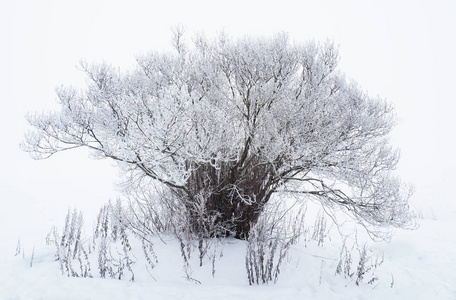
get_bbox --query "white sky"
[1,0,456,235]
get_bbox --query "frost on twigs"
[245,198,305,285]
[23,31,412,240]
[335,237,384,286]
[48,203,138,281]
[50,209,92,278]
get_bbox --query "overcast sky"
[1,0,455,234]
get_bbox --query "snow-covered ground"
[0,184,455,299]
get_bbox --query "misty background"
[1,0,455,254]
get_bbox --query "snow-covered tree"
[23,31,412,239]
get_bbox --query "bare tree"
[22,32,412,239]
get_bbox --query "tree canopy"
[23,32,412,239]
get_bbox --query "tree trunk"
[182,161,275,239]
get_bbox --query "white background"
[1,0,455,253]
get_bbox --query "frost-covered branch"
[23,32,412,238]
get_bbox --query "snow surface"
[0,189,455,300]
